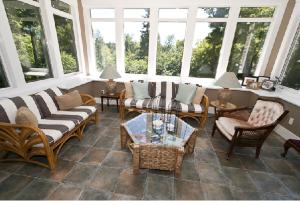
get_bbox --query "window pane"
[92,22,116,72]
[51,0,71,13]
[54,15,79,74]
[227,22,270,77]
[156,22,186,76]
[124,8,149,18]
[4,0,53,83]
[124,22,149,74]
[159,9,188,18]
[281,28,300,90]
[0,58,9,88]
[197,7,229,18]
[91,9,115,18]
[190,22,226,78]
[239,7,275,18]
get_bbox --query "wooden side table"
[100,93,120,112]
[210,100,237,118]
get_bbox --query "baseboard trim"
[274,124,300,140]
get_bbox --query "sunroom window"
[227,7,274,78]
[0,57,9,89]
[189,7,228,78]
[3,0,53,83]
[124,9,150,74]
[156,9,188,76]
[91,9,116,72]
[53,2,79,74]
[281,25,300,90]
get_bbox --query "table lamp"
[99,65,121,95]
[215,72,241,106]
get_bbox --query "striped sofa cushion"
[124,98,154,109]
[34,87,96,122]
[0,95,42,123]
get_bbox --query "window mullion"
[180,6,197,80]
[40,0,64,78]
[215,5,240,79]
[115,8,125,75]
[147,8,158,79]
[0,0,26,87]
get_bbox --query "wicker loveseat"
[0,87,98,169]
[120,82,209,128]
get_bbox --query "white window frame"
[271,0,300,95]
[0,0,85,95]
[83,0,287,85]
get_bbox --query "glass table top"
[123,113,195,147]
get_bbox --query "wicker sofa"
[120,82,209,128]
[0,87,98,169]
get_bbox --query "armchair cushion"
[247,100,284,127]
[216,117,251,140]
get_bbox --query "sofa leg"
[227,143,235,160]
[211,123,217,137]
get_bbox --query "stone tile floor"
[0,105,300,200]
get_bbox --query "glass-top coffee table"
[120,113,198,176]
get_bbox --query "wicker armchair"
[129,143,184,177]
[212,98,288,159]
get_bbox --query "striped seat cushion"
[159,98,203,114]
[124,98,154,109]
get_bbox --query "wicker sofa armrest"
[201,94,209,112]
[0,122,52,151]
[120,89,126,104]
[80,93,96,106]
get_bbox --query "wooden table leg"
[101,97,104,111]
[116,98,119,112]
[107,98,109,106]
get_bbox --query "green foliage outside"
[4,1,52,82]
[0,59,9,88]
[54,15,79,74]
[281,33,300,90]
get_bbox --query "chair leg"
[227,143,235,160]
[255,146,262,158]
[211,123,217,137]
[281,141,291,158]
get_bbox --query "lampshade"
[99,65,121,79]
[215,72,241,88]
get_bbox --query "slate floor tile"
[239,155,269,172]
[175,179,204,200]
[262,158,297,176]
[0,162,24,173]
[114,168,147,199]
[248,171,289,195]
[94,135,115,149]
[223,167,257,191]
[196,162,228,184]
[111,193,139,200]
[230,188,262,200]
[63,164,98,184]
[216,151,244,168]
[144,174,174,200]
[88,166,122,192]
[80,148,109,165]
[79,188,112,200]
[101,150,131,168]
[60,145,90,161]
[0,174,33,200]
[178,161,199,181]
[47,183,82,200]
[15,179,58,200]
[194,148,220,164]
[275,174,300,198]
[0,171,10,183]
[201,183,234,200]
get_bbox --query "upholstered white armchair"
[212,99,289,159]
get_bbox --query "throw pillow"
[175,84,197,105]
[124,82,133,98]
[131,82,151,100]
[192,87,206,104]
[55,90,83,110]
[15,107,38,127]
